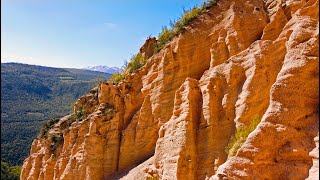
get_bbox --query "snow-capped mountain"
[84,65,122,74]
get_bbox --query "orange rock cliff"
[21,0,319,179]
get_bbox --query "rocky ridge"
[21,0,319,179]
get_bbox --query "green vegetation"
[155,0,217,52]
[1,63,111,165]
[49,134,64,154]
[110,53,146,85]
[103,106,115,115]
[65,115,77,127]
[102,104,115,122]
[146,176,158,180]
[110,0,217,85]
[127,53,146,73]
[1,161,21,180]
[75,106,88,120]
[39,118,60,138]
[225,115,262,157]
[156,26,176,52]
[110,72,126,85]
[59,114,80,134]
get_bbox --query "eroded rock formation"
[21,0,319,179]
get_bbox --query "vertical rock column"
[152,78,201,180]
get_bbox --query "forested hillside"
[1,161,21,180]
[1,63,111,165]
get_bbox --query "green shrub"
[39,118,60,138]
[1,161,21,180]
[102,109,115,123]
[110,52,145,85]
[225,115,261,157]
[155,26,176,52]
[174,7,203,32]
[59,114,77,134]
[110,73,126,85]
[127,53,145,73]
[146,176,158,180]
[155,0,217,52]
[50,134,64,154]
[104,107,115,115]
[109,0,218,84]
[75,106,88,120]
[202,0,217,10]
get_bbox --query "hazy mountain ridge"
[84,65,123,74]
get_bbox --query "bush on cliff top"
[155,0,217,52]
[39,118,60,138]
[225,115,262,157]
[110,0,218,85]
[110,53,145,85]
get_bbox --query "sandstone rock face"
[21,0,319,179]
[139,37,157,60]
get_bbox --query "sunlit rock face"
[21,0,319,179]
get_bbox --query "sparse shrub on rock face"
[110,53,145,85]
[75,106,88,121]
[103,106,115,116]
[146,176,159,180]
[155,27,176,52]
[39,118,60,138]
[110,73,126,85]
[127,53,145,74]
[225,115,262,157]
[49,133,64,155]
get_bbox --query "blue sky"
[1,0,206,68]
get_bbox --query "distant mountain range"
[84,65,123,74]
[1,63,111,166]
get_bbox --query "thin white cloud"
[0,53,73,68]
[85,22,118,33]
[103,22,117,29]
[1,53,34,63]
[1,53,65,68]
